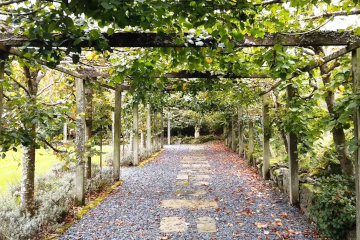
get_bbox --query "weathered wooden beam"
[132,103,139,166]
[0,56,4,138]
[146,103,152,153]
[165,71,270,79]
[238,107,244,157]
[167,111,171,145]
[247,117,255,165]
[160,110,164,148]
[74,78,86,206]
[231,114,236,151]
[1,31,359,48]
[287,82,299,205]
[262,93,271,180]
[113,86,121,181]
[352,48,360,240]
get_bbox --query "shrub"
[310,174,356,239]
[0,163,113,240]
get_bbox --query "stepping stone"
[193,181,210,186]
[160,217,188,232]
[176,174,188,181]
[176,180,189,186]
[182,164,211,169]
[190,175,210,180]
[180,169,211,175]
[197,217,217,233]
[175,189,207,196]
[161,200,218,209]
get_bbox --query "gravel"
[60,143,317,240]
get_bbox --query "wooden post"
[133,103,139,165]
[63,123,68,143]
[146,103,152,153]
[161,110,164,148]
[112,112,115,146]
[0,57,4,137]
[238,107,244,156]
[262,94,271,180]
[167,111,171,145]
[287,82,299,205]
[113,87,121,181]
[352,48,360,239]
[231,114,236,151]
[153,111,158,150]
[75,78,86,206]
[85,81,93,179]
[248,118,254,165]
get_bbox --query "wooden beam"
[165,71,270,79]
[352,48,360,240]
[146,103,152,153]
[287,81,299,205]
[1,31,360,48]
[113,86,121,181]
[262,93,271,180]
[167,111,171,145]
[132,103,139,166]
[74,78,86,206]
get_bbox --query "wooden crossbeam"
[164,71,270,78]
[1,31,359,48]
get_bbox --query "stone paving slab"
[161,199,218,209]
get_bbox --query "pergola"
[1,29,360,237]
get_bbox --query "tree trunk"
[321,66,353,175]
[75,78,86,206]
[113,87,121,181]
[262,94,271,180]
[20,142,35,215]
[85,81,93,179]
[20,66,41,214]
[287,82,299,205]
[352,48,360,240]
[133,104,139,165]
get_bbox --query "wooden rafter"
[1,31,360,48]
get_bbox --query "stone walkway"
[61,143,316,240]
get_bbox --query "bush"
[310,174,356,239]
[0,163,113,240]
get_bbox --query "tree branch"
[259,40,360,96]
[40,138,67,153]
[0,0,27,7]
[5,73,31,96]
[305,9,360,20]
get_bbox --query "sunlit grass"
[0,145,113,192]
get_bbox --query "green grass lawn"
[0,145,112,193]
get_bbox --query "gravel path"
[61,142,317,240]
